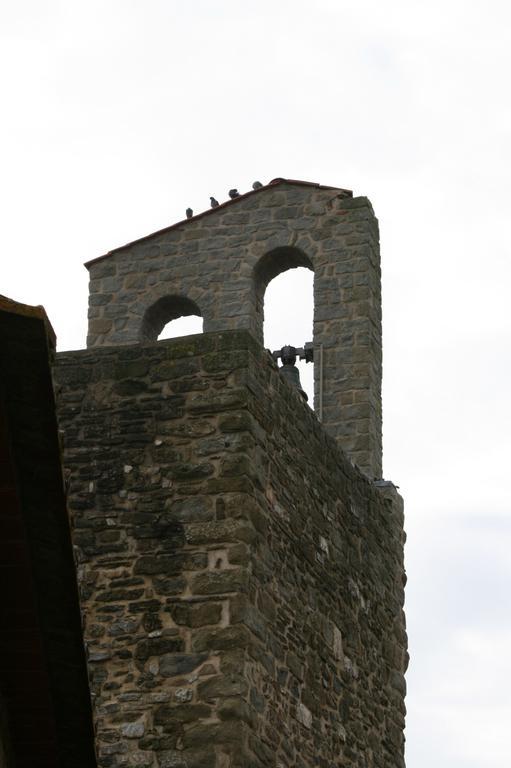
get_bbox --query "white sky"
[1,2,510,765]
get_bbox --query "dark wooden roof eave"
[0,295,57,349]
[0,299,96,768]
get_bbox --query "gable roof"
[85,177,352,269]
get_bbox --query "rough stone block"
[190,570,248,597]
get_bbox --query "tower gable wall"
[86,183,382,477]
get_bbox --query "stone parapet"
[55,329,406,768]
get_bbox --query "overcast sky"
[1,2,510,766]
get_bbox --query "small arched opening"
[254,247,314,402]
[140,296,203,342]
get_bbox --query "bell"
[278,345,308,401]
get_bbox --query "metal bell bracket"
[271,342,314,366]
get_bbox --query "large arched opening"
[140,296,203,342]
[254,247,314,402]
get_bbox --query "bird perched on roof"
[186,208,193,219]
[228,189,240,199]
[210,197,219,208]
[252,181,263,190]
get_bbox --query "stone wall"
[55,330,406,768]
[85,180,382,478]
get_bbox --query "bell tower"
[85,178,383,478]
[56,179,406,768]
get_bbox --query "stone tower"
[56,179,407,767]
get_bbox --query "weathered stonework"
[85,179,382,478]
[55,330,406,768]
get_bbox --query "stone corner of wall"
[374,479,405,531]
[337,194,375,212]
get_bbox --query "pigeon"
[252,181,263,190]
[186,208,193,219]
[210,196,219,208]
[228,189,240,199]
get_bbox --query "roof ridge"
[85,178,352,268]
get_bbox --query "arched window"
[254,247,314,402]
[140,296,203,342]
[158,315,203,341]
